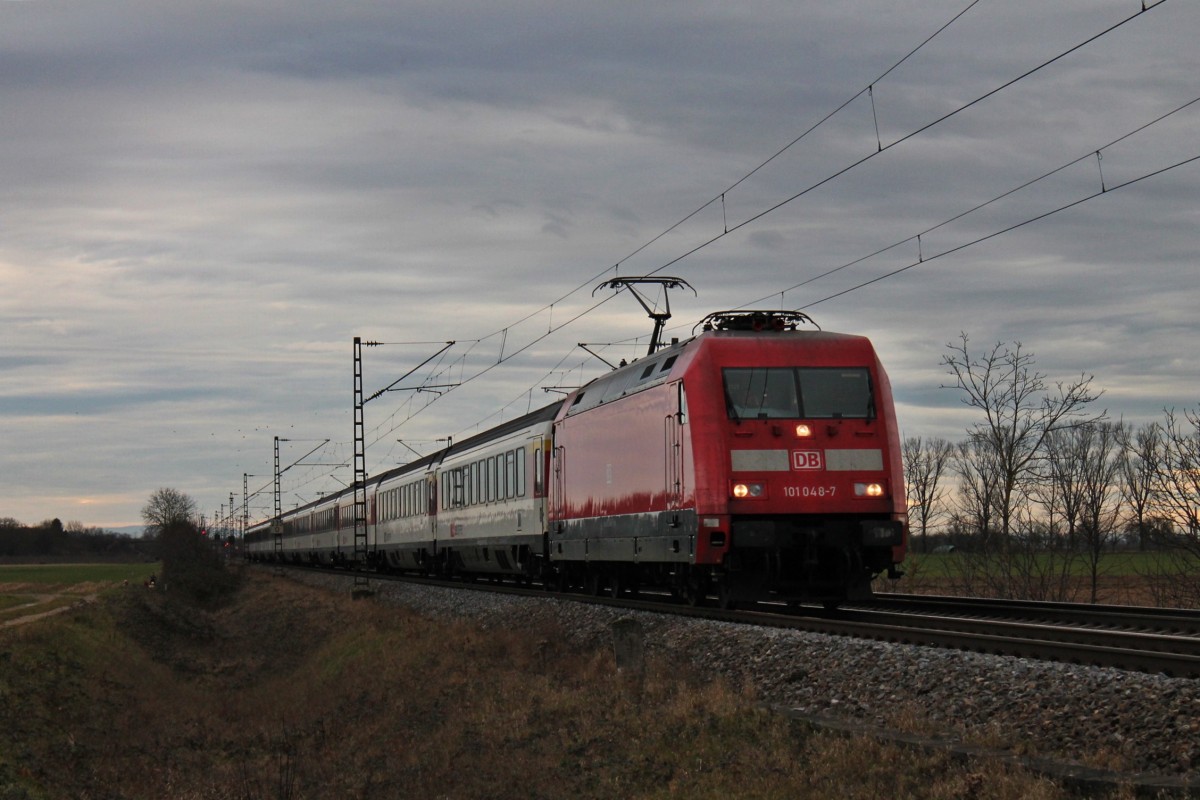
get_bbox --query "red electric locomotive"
[548,310,906,607]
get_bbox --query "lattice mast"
[352,336,372,585]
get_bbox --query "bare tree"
[1118,421,1163,551]
[141,487,197,536]
[1075,421,1125,603]
[902,436,955,553]
[941,333,1104,542]
[952,437,1002,544]
[1155,407,1200,549]
[1040,427,1088,545]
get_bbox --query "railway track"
[277,565,1200,678]
[775,596,1200,678]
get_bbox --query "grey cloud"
[1,0,1196,526]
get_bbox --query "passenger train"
[246,310,907,607]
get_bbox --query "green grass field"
[0,562,161,588]
[0,563,163,625]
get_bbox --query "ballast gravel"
[290,571,1200,781]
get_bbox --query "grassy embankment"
[0,565,1133,799]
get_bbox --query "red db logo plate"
[792,450,823,471]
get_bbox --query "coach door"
[664,381,688,511]
[427,473,438,542]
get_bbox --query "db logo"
[792,450,823,471]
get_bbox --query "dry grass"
[0,569,1122,799]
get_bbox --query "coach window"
[505,450,516,499]
[516,447,526,497]
[534,447,544,496]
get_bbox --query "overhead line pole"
[273,437,282,560]
[352,337,456,593]
[352,337,377,592]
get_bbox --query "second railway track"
[287,565,1200,678]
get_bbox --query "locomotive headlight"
[732,482,766,499]
[795,424,813,438]
[854,482,884,497]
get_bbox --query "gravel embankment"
[289,571,1199,782]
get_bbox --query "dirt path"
[0,593,97,628]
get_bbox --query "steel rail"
[873,592,1200,635]
[270,565,1200,677]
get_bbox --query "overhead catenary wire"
[627,1,1170,288]
[345,1,1042,451]
[257,1,1180,512]
[360,0,985,381]
[416,0,1173,432]
[735,93,1200,309]
[598,137,1199,356]
[798,153,1200,309]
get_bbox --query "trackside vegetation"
[0,569,1135,799]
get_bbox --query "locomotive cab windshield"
[723,367,875,420]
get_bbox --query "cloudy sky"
[2,0,1196,529]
